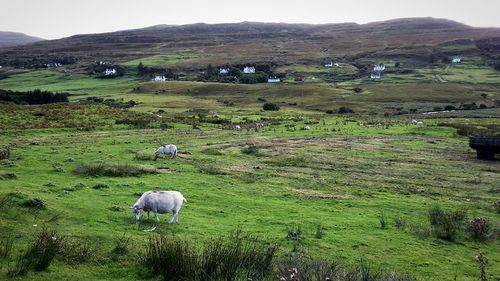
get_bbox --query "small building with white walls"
[104,68,116,76]
[243,66,255,74]
[219,68,229,75]
[153,75,166,81]
[452,56,461,63]
[370,73,381,79]
[268,76,280,83]
[373,64,386,71]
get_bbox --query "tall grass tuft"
[60,237,95,264]
[143,233,278,281]
[0,236,14,259]
[8,228,62,276]
[428,205,466,241]
[75,162,159,177]
[142,235,198,281]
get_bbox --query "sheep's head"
[131,205,142,220]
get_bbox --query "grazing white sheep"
[416,121,424,126]
[131,191,187,223]
[154,144,177,159]
[304,125,311,130]
[234,125,241,130]
[411,119,418,124]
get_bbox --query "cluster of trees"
[82,96,137,109]
[0,89,69,104]
[4,56,76,69]
[137,62,177,80]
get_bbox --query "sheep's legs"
[147,211,150,220]
[154,212,159,222]
[168,211,178,224]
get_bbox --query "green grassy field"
[0,61,499,281]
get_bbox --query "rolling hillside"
[0,31,44,48]
[1,18,500,68]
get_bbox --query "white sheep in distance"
[416,121,424,126]
[154,144,177,160]
[131,191,187,223]
[234,125,241,130]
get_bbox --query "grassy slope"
[0,118,499,280]
[0,60,499,280]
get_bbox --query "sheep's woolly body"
[133,190,186,223]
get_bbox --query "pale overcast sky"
[1,0,499,39]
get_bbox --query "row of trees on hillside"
[0,89,69,104]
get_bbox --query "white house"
[324,62,333,67]
[373,64,386,71]
[268,76,280,83]
[104,68,116,76]
[243,66,255,74]
[370,73,381,79]
[452,56,461,63]
[153,75,166,81]
[334,63,340,67]
[219,68,229,75]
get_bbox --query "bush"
[393,217,407,228]
[75,162,159,177]
[468,217,492,241]
[8,229,62,276]
[110,235,130,261]
[338,107,354,114]
[0,146,10,160]
[20,198,46,210]
[92,182,109,189]
[0,172,17,180]
[60,237,94,264]
[263,103,280,111]
[428,206,466,241]
[286,226,303,241]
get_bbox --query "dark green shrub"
[8,229,62,276]
[0,172,17,180]
[0,146,10,160]
[468,217,492,241]
[110,235,130,261]
[92,182,109,189]
[428,206,466,241]
[263,103,280,111]
[338,107,354,114]
[21,198,46,210]
[286,226,303,241]
[393,217,407,228]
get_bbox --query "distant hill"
[0,31,44,48]
[1,17,499,68]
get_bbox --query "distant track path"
[435,64,450,83]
